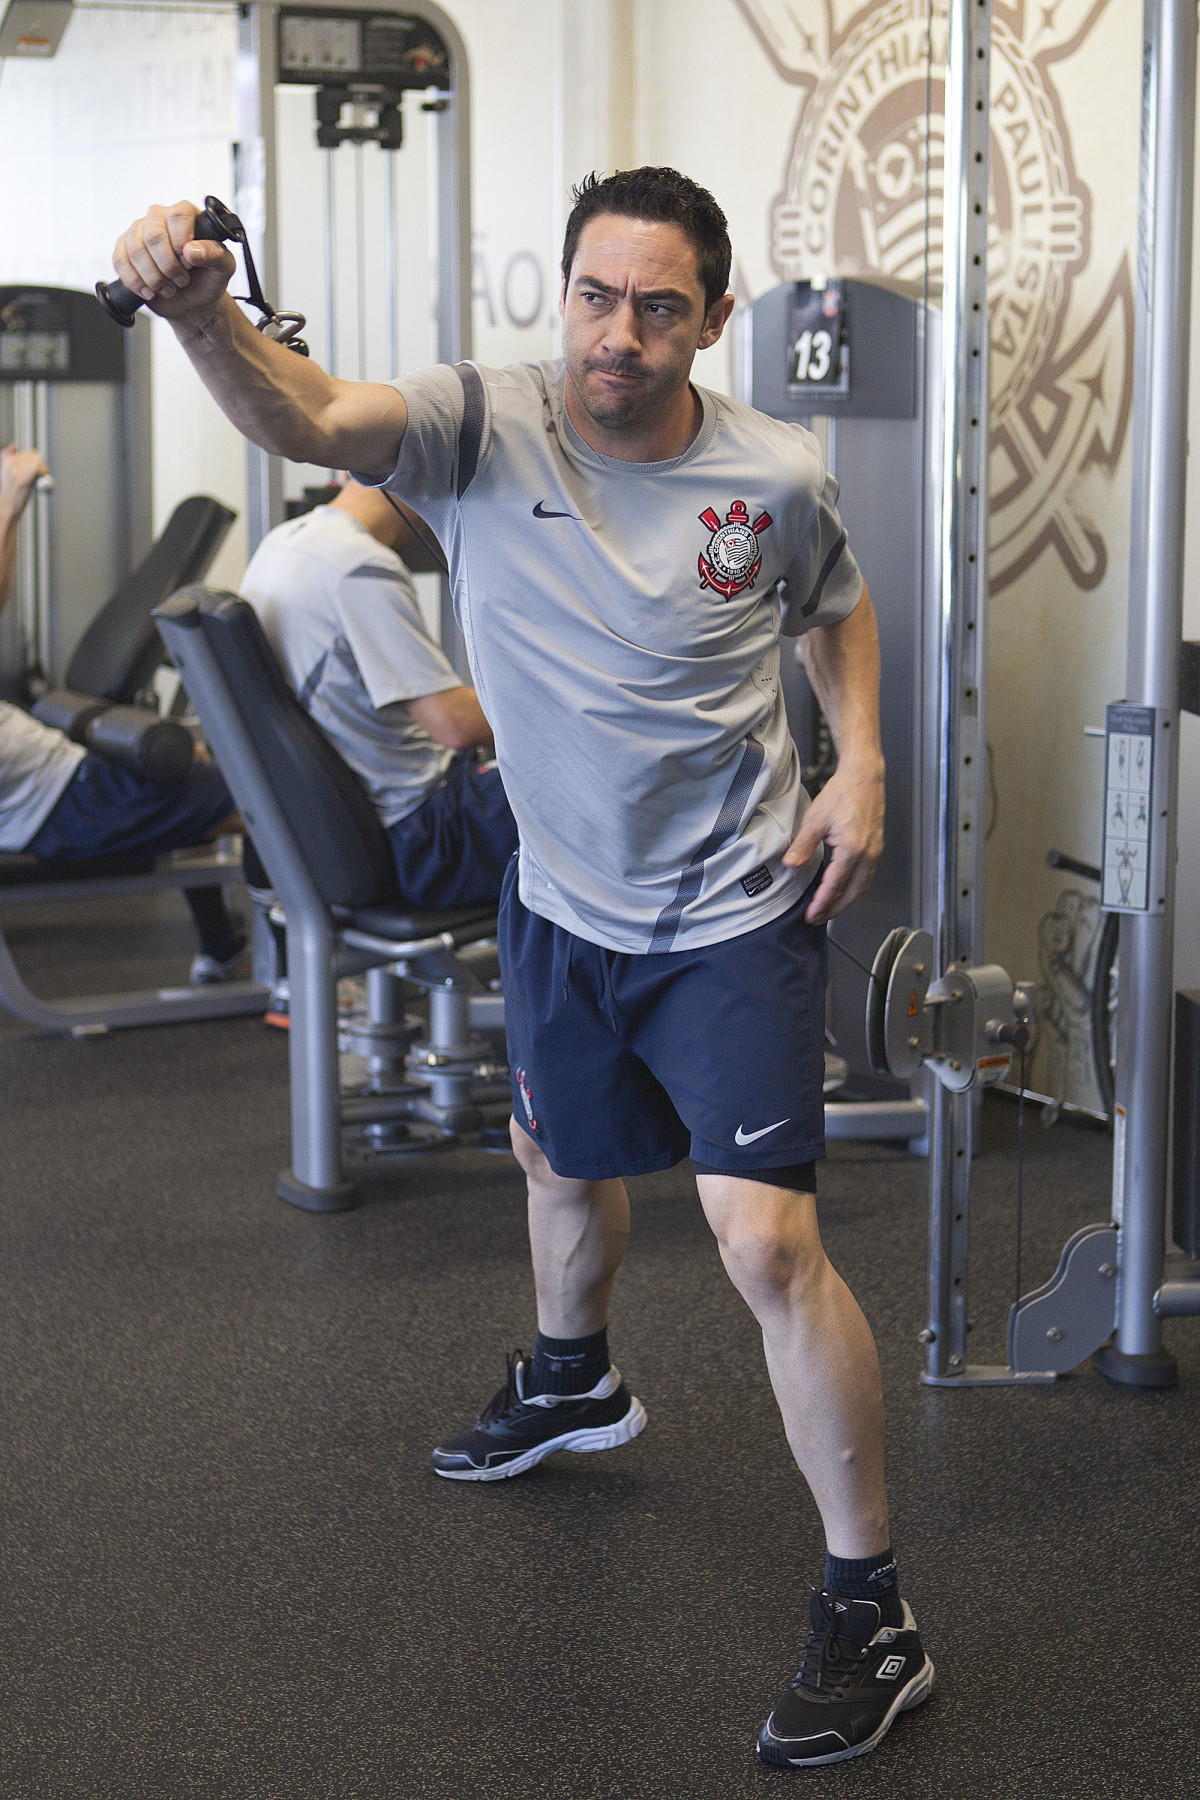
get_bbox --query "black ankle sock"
[185,887,245,963]
[526,1327,610,1397]
[823,1548,904,1628]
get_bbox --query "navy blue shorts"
[387,751,518,910]
[25,754,234,861]
[499,860,828,1181]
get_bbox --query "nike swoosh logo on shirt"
[734,1119,790,1145]
[532,501,580,519]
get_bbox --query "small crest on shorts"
[515,1066,538,1131]
[698,500,773,599]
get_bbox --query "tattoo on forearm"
[192,315,220,344]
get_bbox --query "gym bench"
[155,587,510,1213]
[0,841,268,1034]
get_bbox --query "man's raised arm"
[111,201,408,480]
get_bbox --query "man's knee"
[510,1115,555,1182]
[698,1177,827,1302]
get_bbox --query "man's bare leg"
[430,1125,640,1479]
[509,1117,630,1336]
[700,1175,936,1766]
[694,1174,889,1558]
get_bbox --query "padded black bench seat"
[332,901,498,942]
[0,851,157,887]
[66,494,236,703]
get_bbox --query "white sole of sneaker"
[433,1396,648,1482]
[757,1654,935,1768]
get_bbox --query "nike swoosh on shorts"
[532,501,580,519]
[734,1119,790,1145]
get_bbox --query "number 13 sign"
[787,279,846,392]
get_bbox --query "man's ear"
[558,265,567,318]
[698,292,736,351]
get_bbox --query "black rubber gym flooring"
[2,892,1198,1798]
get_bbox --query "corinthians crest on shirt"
[697,501,773,599]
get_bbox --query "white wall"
[0,0,249,590]
[453,0,561,367]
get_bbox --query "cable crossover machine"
[232,0,470,651]
[748,0,1200,1391]
[859,0,1200,1390]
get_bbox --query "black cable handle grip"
[95,198,239,328]
[96,195,308,353]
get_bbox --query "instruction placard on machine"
[787,281,848,397]
[1102,702,1155,912]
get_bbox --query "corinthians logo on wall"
[736,0,1133,593]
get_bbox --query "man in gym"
[241,478,515,911]
[0,442,247,982]
[110,165,933,1769]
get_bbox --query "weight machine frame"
[1094,0,1197,1384]
[920,0,1000,1384]
[232,0,471,651]
[925,0,1198,1388]
[0,844,268,1035]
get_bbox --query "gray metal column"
[426,1,473,672]
[1097,0,1196,1389]
[32,381,52,673]
[922,0,993,1384]
[429,1,472,365]
[280,906,353,1209]
[12,380,42,678]
[236,0,283,555]
[323,148,339,376]
[384,150,399,381]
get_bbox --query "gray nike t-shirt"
[240,506,460,829]
[0,702,85,851]
[361,359,862,952]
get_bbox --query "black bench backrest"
[67,495,236,702]
[157,589,400,911]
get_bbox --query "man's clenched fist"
[111,202,236,323]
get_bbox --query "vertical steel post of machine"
[921,0,1018,1386]
[233,0,472,555]
[1094,0,1197,1389]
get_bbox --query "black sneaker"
[432,1348,647,1481]
[757,1589,934,1768]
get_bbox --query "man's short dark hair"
[562,167,732,311]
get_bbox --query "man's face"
[560,214,732,434]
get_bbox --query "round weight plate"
[866,926,910,1076]
[882,929,935,1080]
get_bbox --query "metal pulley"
[865,927,1032,1092]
